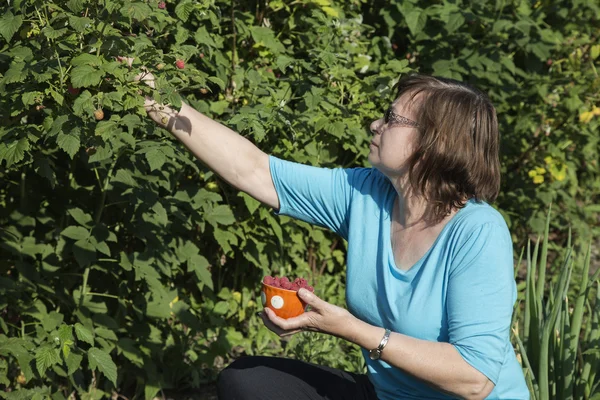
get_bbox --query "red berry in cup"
[261,275,314,319]
[175,59,185,69]
[158,1,166,9]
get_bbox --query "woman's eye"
[384,109,391,123]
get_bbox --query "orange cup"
[261,282,307,319]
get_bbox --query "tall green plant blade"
[558,300,571,400]
[578,281,600,399]
[528,237,542,377]
[565,242,592,396]
[525,240,534,342]
[513,326,539,400]
[536,204,552,319]
[539,248,572,400]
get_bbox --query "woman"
[139,69,529,399]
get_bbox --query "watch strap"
[369,328,391,360]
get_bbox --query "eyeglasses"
[384,108,420,128]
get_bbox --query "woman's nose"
[370,119,382,135]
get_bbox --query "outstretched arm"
[149,99,279,209]
[129,59,279,209]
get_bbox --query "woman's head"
[369,74,500,222]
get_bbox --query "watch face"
[369,349,380,360]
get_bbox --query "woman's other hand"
[258,288,356,340]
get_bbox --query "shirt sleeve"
[447,222,517,385]
[269,156,357,239]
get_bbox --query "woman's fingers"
[258,311,302,337]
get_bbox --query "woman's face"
[368,95,421,179]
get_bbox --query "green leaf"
[119,114,141,134]
[206,205,236,226]
[70,65,104,88]
[66,351,83,375]
[239,192,260,215]
[446,13,465,34]
[194,26,218,48]
[66,0,85,13]
[73,239,96,267]
[145,148,166,171]
[175,1,195,21]
[57,132,80,158]
[189,254,213,290]
[213,229,238,254]
[1,137,29,168]
[68,208,94,228]
[41,311,63,332]
[22,92,42,106]
[117,338,143,367]
[68,15,92,33]
[42,26,68,40]
[145,384,161,400]
[35,345,60,377]
[0,12,23,43]
[71,54,102,67]
[121,2,152,21]
[61,226,90,240]
[88,347,117,386]
[250,26,286,53]
[58,324,74,344]
[112,169,138,187]
[1,62,27,84]
[405,8,427,36]
[213,301,229,315]
[75,323,94,346]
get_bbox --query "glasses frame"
[384,108,420,128]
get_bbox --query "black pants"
[217,356,379,400]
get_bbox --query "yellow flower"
[169,295,179,309]
[579,106,600,123]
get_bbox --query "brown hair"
[394,74,501,222]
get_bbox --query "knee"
[217,357,259,399]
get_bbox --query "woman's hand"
[258,288,356,340]
[117,56,179,128]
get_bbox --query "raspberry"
[67,85,79,96]
[263,275,313,293]
[281,281,292,290]
[263,276,275,285]
[158,1,166,9]
[294,278,307,287]
[175,59,185,69]
[94,109,104,120]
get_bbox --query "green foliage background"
[0,0,598,398]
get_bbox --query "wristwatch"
[369,328,391,360]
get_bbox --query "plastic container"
[261,282,307,319]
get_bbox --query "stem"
[20,170,26,210]
[55,49,64,88]
[230,0,237,91]
[85,292,129,302]
[94,152,121,224]
[79,268,90,307]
